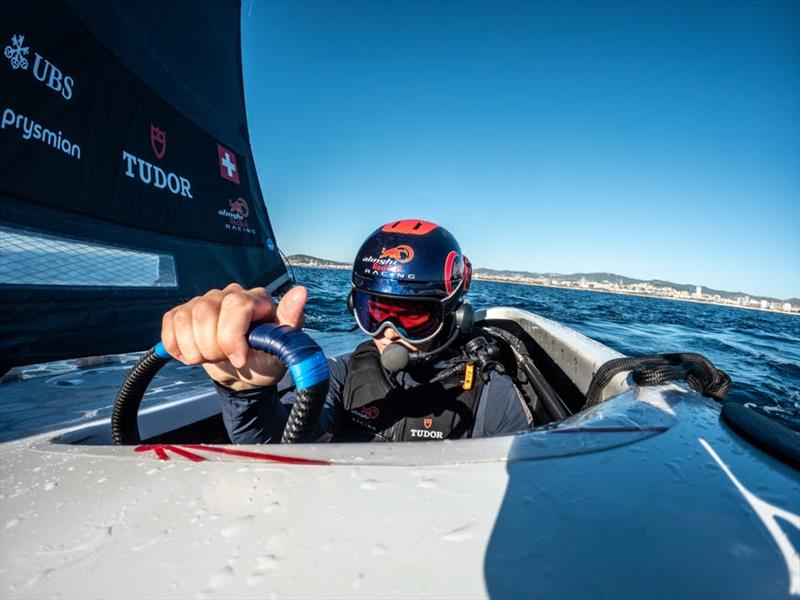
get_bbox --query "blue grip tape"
[288,352,330,389]
[154,341,172,360]
[247,323,330,389]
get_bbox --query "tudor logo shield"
[150,123,166,160]
[423,418,433,429]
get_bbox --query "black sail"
[0,0,289,370]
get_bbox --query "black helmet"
[350,220,471,343]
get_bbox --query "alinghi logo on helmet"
[361,267,416,280]
[380,245,414,263]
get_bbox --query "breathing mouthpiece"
[381,343,411,372]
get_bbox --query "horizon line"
[285,253,799,303]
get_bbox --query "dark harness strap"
[337,341,485,442]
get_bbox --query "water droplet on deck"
[255,554,280,571]
[202,565,234,594]
[442,522,475,542]
[221,515,255,539]
[262,501,280,514]
[352,573,365,589]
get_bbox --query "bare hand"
[161,284,308,391]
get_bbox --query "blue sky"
[241,1,799,299]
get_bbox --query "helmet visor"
[352,290,445,344]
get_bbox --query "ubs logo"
[4,34,74,100]
[4,35,28,70]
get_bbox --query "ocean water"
[294,266,800,431]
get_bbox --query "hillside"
[473,267,784,303]
[287,255,794,304]
[286,254,351,269]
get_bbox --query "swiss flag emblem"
[217,143,240,184]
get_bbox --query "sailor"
[161,220,533,443]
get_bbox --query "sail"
[0,0,289,370]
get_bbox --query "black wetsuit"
[215,341,533,444]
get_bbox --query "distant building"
[694,286,702,298]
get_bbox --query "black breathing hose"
[111,324,330,445]
[111,348,169,445]
[584,352,731,409]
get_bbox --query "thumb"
[276,285,307,329]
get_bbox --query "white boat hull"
[2,309,798,599]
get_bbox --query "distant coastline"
[286,255,799,315]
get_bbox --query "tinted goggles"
[352,290,445,344]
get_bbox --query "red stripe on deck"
[134,444,328,465]
[164,445,206,462]
[183,444,328,465]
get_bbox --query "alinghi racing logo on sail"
[217,197,256,235]
[4,34,74,101]
[1,107,81,159]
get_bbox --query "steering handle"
[112,324,330,445]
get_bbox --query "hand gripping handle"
[154,323,330,390]
[114,325,330,445]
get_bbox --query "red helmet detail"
[444,251,458,295]
[381,220,439,235]
[463,256,472,293]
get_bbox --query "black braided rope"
[111,348,169,445]
[585,352,731,409]
[281,381,329,443]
